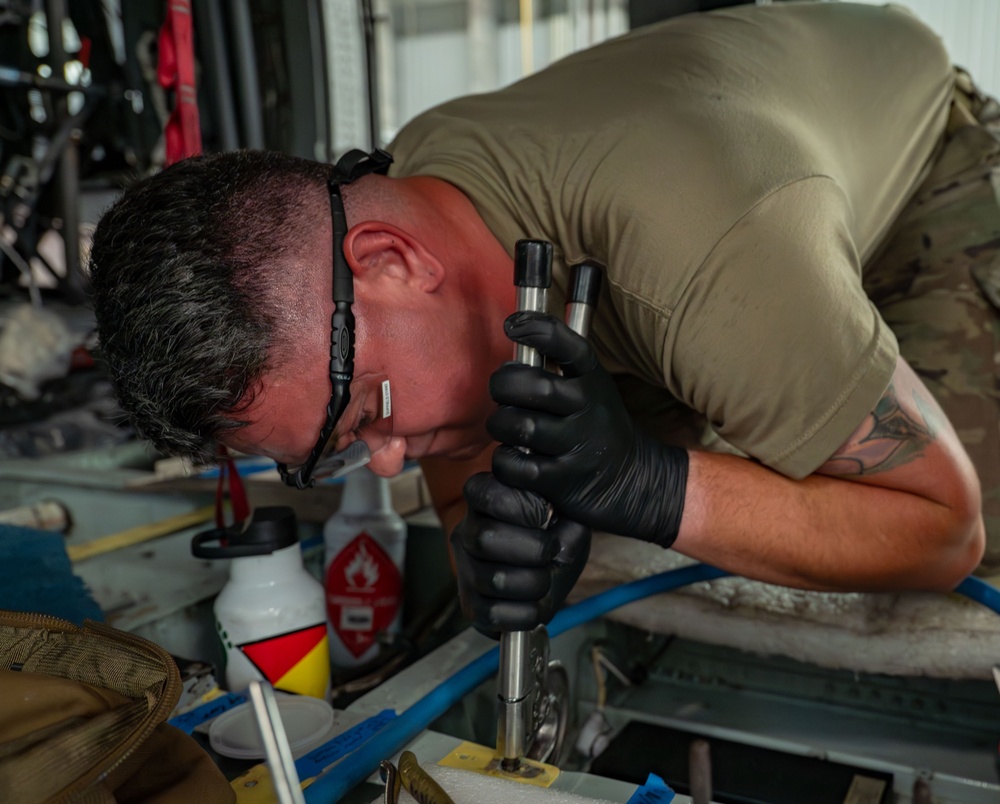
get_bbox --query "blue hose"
[547,564,731,639]
[955,574,1000,613]
[304,564,1000,802]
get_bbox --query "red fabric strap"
[158,0,202,165]
[215,448,251,528]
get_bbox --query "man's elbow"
[927,486,985,591]
[940,513,985,590]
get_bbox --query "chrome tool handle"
[513,239,552,367]
[498,239,552,771]
[496,249,604,772]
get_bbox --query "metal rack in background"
[0,0,361,308]
[0,0,103,305]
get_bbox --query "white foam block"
[369,763,620,804]
[572,532,1000,679]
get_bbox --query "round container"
[208,694,336,760]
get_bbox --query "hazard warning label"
[325,532,401,658]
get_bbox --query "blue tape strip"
[626,772,676,804]
[197,459,279,478]
[168,691,248,735]
[295,709,397,780]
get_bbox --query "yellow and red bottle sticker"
[239,623,330,699]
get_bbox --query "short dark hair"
[88,150,329,464]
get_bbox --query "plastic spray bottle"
[191,506,331,699]
[323,467,407,667]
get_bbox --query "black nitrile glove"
[488,311,689,547]
[450,472,591,635]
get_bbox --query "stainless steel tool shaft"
[496,246,603,772]
[497,239,552,772]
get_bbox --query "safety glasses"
[277,148,394,489]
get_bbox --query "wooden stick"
[67,505,216,562]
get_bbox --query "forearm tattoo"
[820,380,938,477]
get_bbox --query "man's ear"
[343,222,444,293]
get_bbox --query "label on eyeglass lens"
[381,380,391,418]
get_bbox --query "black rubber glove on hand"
[488,311,689,547]
[451,472,591,635]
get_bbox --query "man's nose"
[366,436,407,477]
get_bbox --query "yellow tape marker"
[231,763,318,804]
[438,741,560,788]
[231,763,279,804]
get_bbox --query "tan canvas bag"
[0,611,235,803]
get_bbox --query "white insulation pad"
[369,763,620,804]
[571,532,1000,680]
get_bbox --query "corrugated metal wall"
[384,0,628,142]
[382,1,1000,144]
[851,0,1000,97]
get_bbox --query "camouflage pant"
[864,77,1000,572]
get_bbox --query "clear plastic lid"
[208,693,336,760]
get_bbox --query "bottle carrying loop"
[192,506,299,560]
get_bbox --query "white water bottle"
[323,468,407,667]
[192,507,331,699]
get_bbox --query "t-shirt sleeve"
[662,176,898,479]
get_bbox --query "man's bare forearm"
[674,448,984,592]
[674,358,985,592]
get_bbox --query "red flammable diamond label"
[325,532,401,658]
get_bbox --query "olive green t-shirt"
[387,2,954,478]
